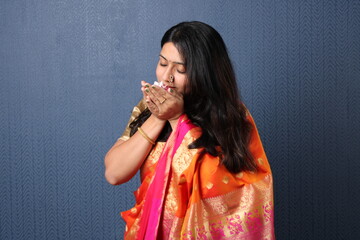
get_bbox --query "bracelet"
[137,127,155,145]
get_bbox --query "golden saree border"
[121,141,165,240]
[118,99,147,141]
[165,174,274,239]
[121,126,201,240]
[159,110,274,239]
[121,107,275,239]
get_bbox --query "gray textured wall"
[1,0,359,239]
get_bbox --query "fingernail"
[145,89,149,93]
[169,88,174,93]
[151,86,156,89]
[145,84,149,88]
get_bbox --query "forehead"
[160,42,184,63]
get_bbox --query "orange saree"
[120,106,274,239]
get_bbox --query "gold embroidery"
[203,197,228,215]
[167,174,274,239]
[122,105,275,239]
[119,99,147,141]
[163,129,201,217]
[258,157,264,165]
[164,177,179,214]
[130,208,137,214]
[236,172,243,179]
[172,130,199,175]
[145,142,165,166]
[140,142,165,180]
[222,176,229,184]
[125,215,141,239]
[172,146,197,175]
[206,182,214,189]
[163,211,185,239]
[130,228,135,236]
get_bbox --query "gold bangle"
[137,127,155,145]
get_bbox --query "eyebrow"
[159,54,185,65]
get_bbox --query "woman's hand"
[141,81,184,121]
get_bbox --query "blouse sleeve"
[118,99,147,141]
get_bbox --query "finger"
[141,80,151,86]
[147,86,166,105]
[146,98,156,108]
[141,85,154,105]
[151,86,183,104]
[147,88,178,107]
[142,91,150,104]
[143,91,156,108]
[141,81,151,91]
[163,87,183,100]
[150,85,168,98]
[167,88,175,94]
[144,95,160,115]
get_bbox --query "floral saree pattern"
[120,107,275,239]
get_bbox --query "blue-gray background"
[1,0,359,239]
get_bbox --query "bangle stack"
[137,127,155,145]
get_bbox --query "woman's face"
[156,42,187,94]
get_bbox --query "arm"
[104,81,183,185]
[104,114,166,185]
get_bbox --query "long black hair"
[130,21,257,173]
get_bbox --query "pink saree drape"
[121,111,275,239]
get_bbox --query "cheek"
[176,78,188,93]
[155,66,162,80]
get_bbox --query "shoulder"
[118,99,147,141]
[132,98,147,116]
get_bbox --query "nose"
[161,68,174,85]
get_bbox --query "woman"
[105,21,275,240]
